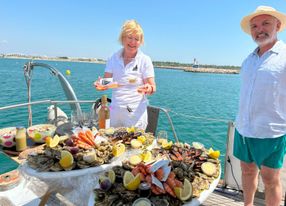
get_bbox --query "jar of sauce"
[138,182,151,198]
[15,127,27,152]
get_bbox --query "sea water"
[0,58,240,177]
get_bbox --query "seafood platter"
[22,127,155,178]
[94,128,221,206]
[21,126,220,205]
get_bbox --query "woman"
[95,19,156,130]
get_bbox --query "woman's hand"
[93,77,108,91]
[137,83,154,95]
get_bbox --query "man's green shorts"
[233,129,286,169]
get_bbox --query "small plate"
[27,124,56,143]
[0,127,16,148]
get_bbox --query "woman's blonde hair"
[119,19,144,45]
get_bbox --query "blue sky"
[1,0,286,66]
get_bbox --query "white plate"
[21,158,122,180]
[184,165,221,206]
[0,127,16,148]
[27,124,56,143]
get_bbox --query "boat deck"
[202,189,285,206]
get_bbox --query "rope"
[169,110,230,123]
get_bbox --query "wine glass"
[70,111,80,128]
[89,110,98,128]
[128,75,137,84]
[157,130,168,144]
[82,112,91,128]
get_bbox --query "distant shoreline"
[156,65,240,74]
[2,55,240,74]
[1,55,106,64]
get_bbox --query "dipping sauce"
[132,198,152,206]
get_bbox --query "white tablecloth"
[0,177,44,206]
[21,158,122,206]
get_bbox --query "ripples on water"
[0,58,241,177]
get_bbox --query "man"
[234,5,286,206]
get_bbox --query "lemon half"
[174,178,193,201]
[59,150,74,168]
[112,143,126,157]
[123,171,141,190]
[45,135,60,148]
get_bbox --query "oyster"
[27,154,54,172]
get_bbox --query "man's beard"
[253,32,276,47]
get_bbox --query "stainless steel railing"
[0,99,179,142]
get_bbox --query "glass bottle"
[15,127,27,151]
[98,95,110,129]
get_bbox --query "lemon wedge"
[174,178,193,201]
[59,135,69,142]
[59,150,74,168]
[208,148,220,159]
[157,138,168,145]
[123,171,141,190]
[45,135,60,148]
[142,151,152,163]
[112,143,126,157]
[100,170,116,184]
[105,127,115,135]
[137,135,146,144]
[108,170,116,184]
[162,140,173,149]
[127,126,135,133]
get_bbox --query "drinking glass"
[89,110,98,128]
[71,111,80,127]
[128,75,137,84]
[157,130,168,144]
[82,112,91,127]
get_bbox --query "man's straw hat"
[241,5,286,34]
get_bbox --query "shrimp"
[151,185,161,195]
[166,176,177,188]
[164,182,176,198]
[172,151,183,161]
[137,163,147,175]
[155,185,166,194]
[174,179,183,187]
[132,167,140,176]
[155,168,164,181]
